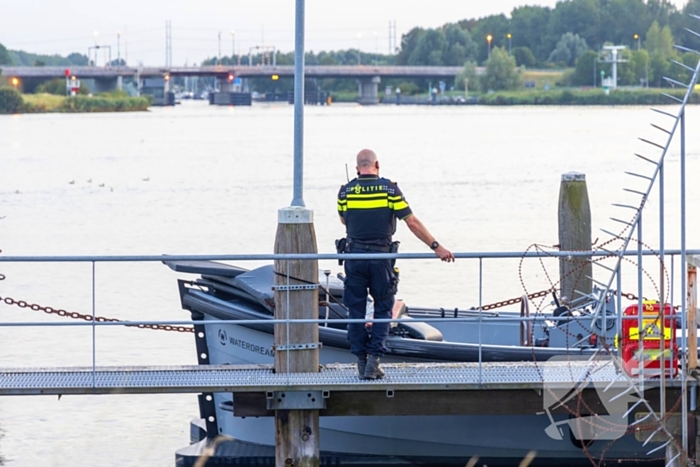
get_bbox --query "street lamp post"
[593,54,596,87]
[357,32,362,65]
[634,34,640,51]
[117,31,121,65]
[374,31,378,65]
[231,30,235,63]
[507,33,512,55]
[645,55,649,88]
[486,34,493,59]
[217,31,222,65]
[93,31,99,66]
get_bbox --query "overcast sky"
[0,0,690,66]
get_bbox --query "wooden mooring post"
[558,172,592,305]
[273,206,320,467]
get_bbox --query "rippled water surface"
[1,101,699,466]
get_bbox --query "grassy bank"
[521,69,567,88]
[477,88,699,105]
[0,89,151,114]
[335,85,697,106]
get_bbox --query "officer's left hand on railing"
[435,245,455,262]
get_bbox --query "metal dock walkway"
[0,360,680,395]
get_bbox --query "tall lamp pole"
[357,32,362,65]
[507,33,512,54]
[231,30,235,63]
[117,31,121,65]
[93,31,99,66]
[217,31,222,65]
[374,31,378,65]
[486,34,492,59]
[634,33,640,50]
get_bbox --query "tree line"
[3,0,700,94]
[400,0,698,67]
[201,0,700,93]
[0,43,88,67]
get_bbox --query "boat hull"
[200,317,661,464]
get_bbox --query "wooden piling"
[273,206,320,467]
[558,172,592,305]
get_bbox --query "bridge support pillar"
[93,77,119,94]
[357,76,381,105]
[117,76,123,91]
[217,77,235,93]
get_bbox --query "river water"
[1,100,699,466]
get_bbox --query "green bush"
[0,87,23,113]
[36,78,89,96]
[58,95,150,112]
[97,89,130,99]
[395,81,420,95]
[36,79,66,95]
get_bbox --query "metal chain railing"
[0,295,194,333]
[480,288,553,311]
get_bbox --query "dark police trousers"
[343,251,395,358]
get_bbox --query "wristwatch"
[430,241,439,250]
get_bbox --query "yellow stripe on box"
[628,318,672,341]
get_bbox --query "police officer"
[337,149,454,379]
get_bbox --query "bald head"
[356,149,379,175]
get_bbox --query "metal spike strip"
[660,93,683,103]
[612,203,640,210]
[582,351,601,368]
[624,170,653,180]
[587,19,700,365]
[623,187,647,196]
[669,59,695,73]
[610,217,634,226]
[588,35,700,449]
[647,438,673,455]
[637,138,666,150]
[596,244,623,256]
[603,371,625,392]
[651,108,679,119]
[635,152,661,164]
[682,26,700,38]
[662,77,689,88]
[672,44,700,55]
[585,276,609,288]
[642,424,666,446]
[630,412,654,426]
[608,384,636,402]
[663,451,681,467]
[648,125,671,136]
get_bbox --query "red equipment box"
[621,301,678,378]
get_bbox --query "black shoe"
[357,356,367,377]
[362,355,385,380]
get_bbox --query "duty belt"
[347,239,391,253]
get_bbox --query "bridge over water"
[0,64,464,79]
[0,65,467,104]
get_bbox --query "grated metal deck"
[0,360,680,395]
